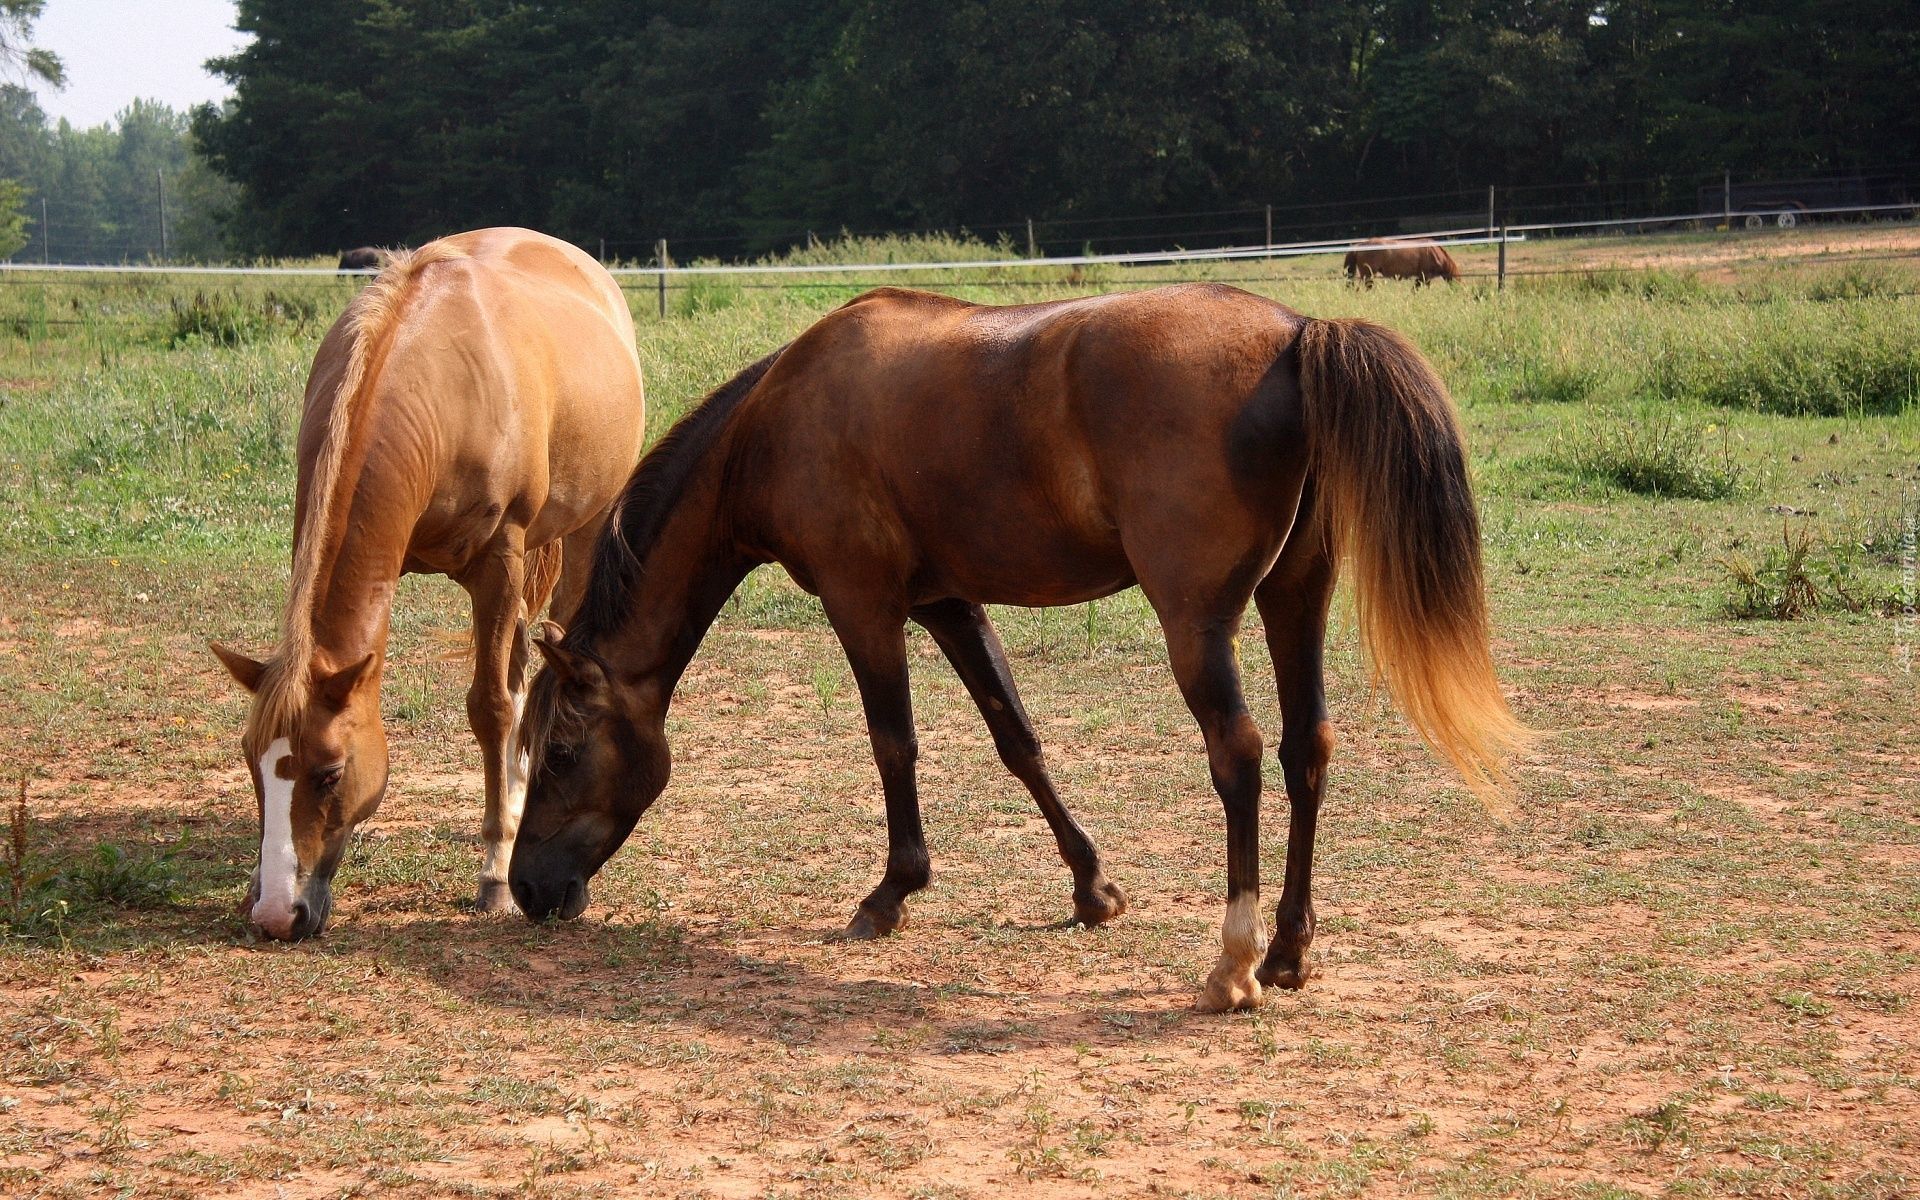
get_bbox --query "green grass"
[0,227,1917,1198]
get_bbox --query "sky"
[24,0,248,129]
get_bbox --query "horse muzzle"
[510,871,590,923]
[250,878,333,941]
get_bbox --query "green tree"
[0,0,62,88]
[0,175,27,256]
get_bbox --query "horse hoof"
[1194,970,1263,1014]
[1073,878,1128,927]
[843,906,903,940]
[474,879,521,916]
[1256,958,1312,991]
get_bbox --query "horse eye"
[314,764,345,790]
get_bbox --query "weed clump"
[167,290,321,347]
[1566,410,1745,499]
[1721,521,1901,619]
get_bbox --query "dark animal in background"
[1344,239,1460,287]
[337,247,385,271]
[510,283,1529,1013]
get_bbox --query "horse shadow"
[17,803,1203,1056]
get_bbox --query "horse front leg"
[824,598,928,939]
[460,542,531,915]
[911,599,1125,927]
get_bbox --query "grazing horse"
[511,284,1527,1011]
[1344,238,1461,286]
[337,247,386,271]
[210,227,647,940]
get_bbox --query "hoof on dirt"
[1256,957,1312,991]
[1073,878,1128,927]
[1194,970,1263,1013]
[473,878,521,916]
[843,906,904,940]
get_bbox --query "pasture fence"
[0,202,1915,329]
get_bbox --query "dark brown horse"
[1344,239,1461,286]
[511,284,1527,1011]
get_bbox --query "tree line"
[9,0,1920,261]
[0,89,235,261]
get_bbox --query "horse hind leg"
[911,599,1125,927]
[1252,534,1336,991]
[1153,605,1269,1012]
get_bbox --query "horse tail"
[523,539,566,617]
[1294,316,1531,803]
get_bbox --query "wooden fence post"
[656,238,668,319]
[1497,223,1507,290]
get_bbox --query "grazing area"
[1,228,1916,1197]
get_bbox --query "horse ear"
[534,634,605,689]
[533,634,580,679]
[210,642,267,693]
[317,653,378,709]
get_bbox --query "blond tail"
[1295,317,1533,804]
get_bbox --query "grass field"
[1,224,1917,1198]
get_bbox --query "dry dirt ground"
[1448,222,1920,283]
[3,548,1917,1198]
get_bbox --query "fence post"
[655,238,668,319]
[1723,169,1731,230]
[156,169,169,260]
[1026,217,1036,258]
[1487,185,1495,236]
[1497,223,1507,290]
[39,196,47,263]
[599,237,606,262]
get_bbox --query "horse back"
[731,285,1309,607]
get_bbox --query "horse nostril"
[289,899,315,939]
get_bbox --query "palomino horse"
[511,284,1527,1011]
[210,227,646,940]
[1344,238,1462,286]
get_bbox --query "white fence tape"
[0,201,1909,280]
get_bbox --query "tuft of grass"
[167,290,322,348]
[61,841,182,910]
[1565,409,1745,499]
[1718,521,1900,619]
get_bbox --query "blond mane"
[243,241,469,754]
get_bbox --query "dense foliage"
[0,89,236,261]
[182,0,1920,256]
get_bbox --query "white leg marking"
[1199,892,1268,1011]
[482,686,531,885]
[251,737,300,938]
[1221,892,1268,968]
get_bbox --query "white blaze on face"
[251,737,301,937]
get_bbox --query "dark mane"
[563,345,786,651]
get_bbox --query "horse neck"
[594,467,754,710]
[286,430,426,679]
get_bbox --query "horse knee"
[1206,713,1264,796]
[872,731,918,778]
[1279,720,1334,796]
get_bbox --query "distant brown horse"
[508,284,1527,1011]
[337,247,386,271]
[210,227,647,940]
[1344,239,1461,286]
